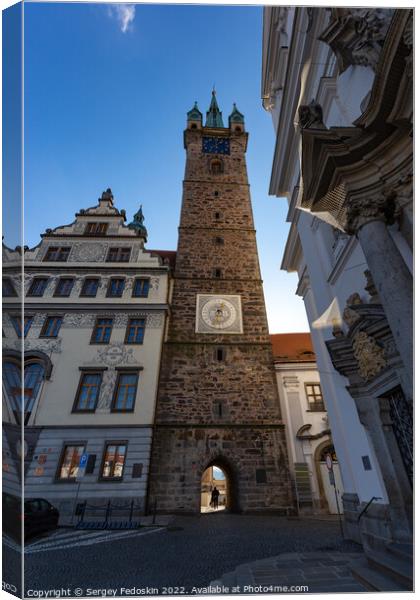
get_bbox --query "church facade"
[262,6,412,588]
[148,94,293,514]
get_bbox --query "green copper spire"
[187,101,202,122]
[205,90,224,128]
[128,205,148,241]
[229,103,245,125]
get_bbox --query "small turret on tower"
[128,204,148,243]
[187,101,203,130]
[229,103,245,133]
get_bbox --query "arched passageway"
[200,458,238,514]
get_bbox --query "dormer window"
[43,247,71,262]
[106,247,131,262]
[85,222,108,235]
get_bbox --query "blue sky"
[7,2,309,332]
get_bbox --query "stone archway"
[199,456,239,514]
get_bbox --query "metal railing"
[76,499,144,529]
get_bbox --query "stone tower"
[148,92,292,513]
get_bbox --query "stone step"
[350,558,405,592]
[366,548,413,590]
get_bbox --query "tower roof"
[205,90,224,128]
[187,101,202,122]
[128,204,148,242]
[229,103,245,125]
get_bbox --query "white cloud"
[107,4,136,33]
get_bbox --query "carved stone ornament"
[352,331,386,380]
[298,100,326,130]
[96,343,136,367]
[345,193,396,235]
[5,338,62,354]
[97,369,117,409]
[342,293,363,328]
[319,8,394,73]
[69,242,108,263]
[364,269,380,303]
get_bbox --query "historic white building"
[271,333,343,516]
[262,7,412,589]
[2,189,173,523]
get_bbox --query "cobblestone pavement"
[4,513,364,596]
[210,551,366,593]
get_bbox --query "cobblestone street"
[6,513,366,596]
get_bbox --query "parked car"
[3,493,59,541]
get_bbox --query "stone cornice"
[280,222,302,273]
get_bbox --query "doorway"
[316,443,344,514]
[201,465,226,513]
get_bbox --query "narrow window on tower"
[215,347,226,362]
[214,268,222,278]
[215,237,224,246]
[210,159,223,175]
[214,191,219,197]
[214,212,221,221]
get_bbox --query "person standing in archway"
[211,487,220,510]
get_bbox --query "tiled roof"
[270,333,316,363]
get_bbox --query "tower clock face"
[202,298,237,330]
[196,294,243,334]
[202,137,230,155]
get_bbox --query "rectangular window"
[73,372,103,412]
[40,316,62,338]
[125,318,145,344]
[112,372,139,412]
[54,278,74,297]
[80,278,100,297]
[2,278,17,297]
[57,444,86,480]
[43,247,71,262]
[10,315,33,338]
[305,383,325,411]
[100,443,127,480]
[91,318,113,344]
[27,277,49,297]
[107,278,125,297]
[85,222,108,235]
[106,247,131,262]
[132,278,150,298]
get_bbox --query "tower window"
[235,126,241,132]
[190,123,197,130]
[214,268,222,278]
[215,347,226,362]
[215,212,221,220]
[210,159,223,175]
[214,191,219,197]
[215,237,224,246]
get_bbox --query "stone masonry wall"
[148,122,293,513]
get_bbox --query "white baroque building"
[262,7,412,588]
[2,189,173,522]
[271,333,344,515]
